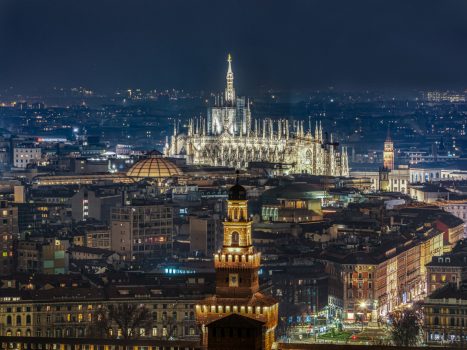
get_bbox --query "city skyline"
[1,1,467,348]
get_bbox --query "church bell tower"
[383,129,394,170]
[196,172,278,350]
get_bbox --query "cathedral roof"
[126,151,182,179]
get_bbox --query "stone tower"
[196,172,278,350]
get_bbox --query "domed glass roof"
[126,151,182,179]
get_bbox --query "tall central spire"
[225,53,236,105]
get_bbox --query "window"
[229,273,239,287]
[231,231,239,246]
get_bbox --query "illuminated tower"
[196,173,278,350]
[379,167,390,191]
[383,129,394,170]
[224,54,236,105]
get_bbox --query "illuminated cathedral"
[164,55,349,177]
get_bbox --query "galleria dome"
[126,151,182,180]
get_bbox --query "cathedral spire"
[386,126,392,141]
[227,53,233,74]
[225,53,236,105]
[319,121,323,142]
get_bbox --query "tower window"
[229,274,239,287]
[231,232,239,246]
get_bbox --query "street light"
[358,301,368,331]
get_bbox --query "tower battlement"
[214,252,261,269]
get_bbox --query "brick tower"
[196,172,278,350]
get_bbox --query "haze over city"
[2,0,467,91]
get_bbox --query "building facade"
[0,201,19,276]
[165,56,349,177]
[0,283,205,340]
[426,255,464,293]
[320,227,446,320]
[189,214,221,257]
[110,202,174,260]
[424,284,467,345]
[350,165,410,194]
[13,145,41,169]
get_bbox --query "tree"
[87,307,111,338]
[87,303,153,339]
[161,311,178,339]
[109,303,153,339]
[388,306,422,347]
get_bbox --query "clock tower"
[383,129,395,170]
[196,172,278,350]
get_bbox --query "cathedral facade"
[164,55,349,177]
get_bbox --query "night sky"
[1,0,467,92]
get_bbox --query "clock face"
[229,273,239,287]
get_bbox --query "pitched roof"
[207,313,265,327]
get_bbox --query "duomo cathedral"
[164,55,349,177]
